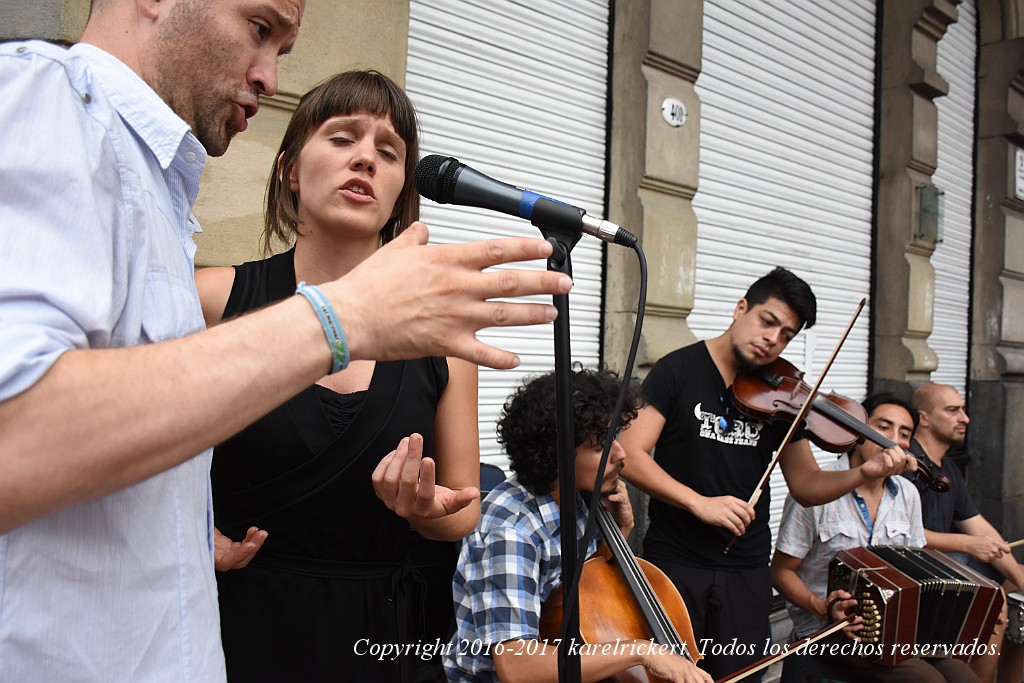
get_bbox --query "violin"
[540,501,702,682]
[729,357,950,493]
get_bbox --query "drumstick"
[1008,539,1024,550]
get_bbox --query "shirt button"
[80,92,92,104]
[16,46,26,53]
[184,151,197,163]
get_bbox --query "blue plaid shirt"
[443,475,598,682]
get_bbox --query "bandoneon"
[1007,592,1024,645]
[828,546,1003,665]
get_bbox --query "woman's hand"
[214,526,267,571]
[372,433,480,522]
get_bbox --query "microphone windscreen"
[413,155,461,204]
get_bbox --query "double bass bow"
[541,497,702,682]
[712,612,857,683]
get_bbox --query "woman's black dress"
[212,248,456,682]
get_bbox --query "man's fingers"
[243,526,268,547]
[328,227,574,370]
[726,499,754,528]
[723,510,745,536]
[474,264,572,298]
[458,344,522,371]
[384,221,430,247]
[439,236,556,270]
[738,502,755,524]
[882,450,895,471]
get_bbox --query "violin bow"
[724,298,866,554]
[713,615,856,683]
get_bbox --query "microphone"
[413,154,636,247]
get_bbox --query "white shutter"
[691,1,878,552]
[405,0,610,465]
[931,0,976,394]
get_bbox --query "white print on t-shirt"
[693,402,764,446]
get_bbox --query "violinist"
[910,383,1024,683]
[619,267,916,681]
[444,368,712,683]
[771,392,980,683]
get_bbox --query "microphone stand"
[413,155,643,682]
[549,239,582,683]
[532,199,585,683]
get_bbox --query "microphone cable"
[558,237,648,645]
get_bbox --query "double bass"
[540,499,702,682]
[539,497,855,682]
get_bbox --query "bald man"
[910,383,1024,683]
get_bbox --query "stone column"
[968,1,1024,534]
[604,0,703,375]
[0,0,87,44]
[874,0,958,398]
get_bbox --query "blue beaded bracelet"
[296,282,349,374]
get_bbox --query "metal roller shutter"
[931,0,977,394]
[690,1,878,552]
[405,0,610,465]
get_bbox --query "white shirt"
[0,41,224,681]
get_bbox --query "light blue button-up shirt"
[0,41,225,682]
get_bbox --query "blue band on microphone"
[519,190,541,220]
[520,190,575,222]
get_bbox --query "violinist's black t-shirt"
[640,341,797,569]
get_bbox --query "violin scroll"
[912,455,951,493]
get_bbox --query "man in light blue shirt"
[0,1,572,680]
[0,33,226,681]
[771,393,979,683]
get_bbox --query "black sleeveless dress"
[212,248,457,682]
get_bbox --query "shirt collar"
[535,489,591,543]
[883,475,899,497]
[70,43,203,171]
[535,490,562,532]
